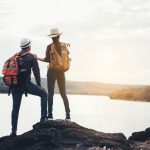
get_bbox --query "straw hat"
[48,28,62,37]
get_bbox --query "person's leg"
[25,82,47,120]
[11,88,23,134]
[47,70,56,118]
[56,72,70,119]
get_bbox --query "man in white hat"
[10,38,47,137]
[36,28,71,121]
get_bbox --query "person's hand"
[33,55,44,61]
[33,54,37,59]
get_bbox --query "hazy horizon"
[0,0,150,85]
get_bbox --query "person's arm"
[35,46,50,62]
[32,57,41,86]
[36,57,45,62]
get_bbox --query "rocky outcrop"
[0,120,150,150]
[128,127,150,150]
[0,120,130,150]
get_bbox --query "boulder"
[0,120,130,150]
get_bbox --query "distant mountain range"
[1,77,150,102]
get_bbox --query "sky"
[0,0,150,85]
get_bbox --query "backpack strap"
[60,42,70,47]
[21,52,30,57]
[20,52,29,97]
[8,76,14,96]
[14,52,29,97]
[24,90,27,97]
[8,86,12,96]
[16,52,30,58]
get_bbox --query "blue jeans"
[47,69,70,117]
[11,81,47,132]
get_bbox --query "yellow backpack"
[49,42,71,72]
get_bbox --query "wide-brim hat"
[48,27,62,37]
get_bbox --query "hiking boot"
[65,113,71,121]
[10,132,17,137]
[40,117,46,122]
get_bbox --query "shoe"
[10,132,17,137]
[65,114,71,121]
[40,117,46,122]
[46,116,53,121]
[46,114,53,121]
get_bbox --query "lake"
[0,94,150,138]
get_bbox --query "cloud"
[0,0,150,84]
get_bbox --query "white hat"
[48,28,62,37]
[20,38,31,48]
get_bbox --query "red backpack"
[2,52,29,86]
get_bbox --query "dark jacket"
[19,50,41,86]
